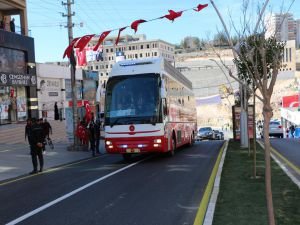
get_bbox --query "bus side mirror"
[161,79,166,98]
[161,87,166,98]
[162,98,168,116]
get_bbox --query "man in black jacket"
[29,118,44,174]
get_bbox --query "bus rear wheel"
[189,134,194,147]
[168,138,176,157]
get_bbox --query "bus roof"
[110,57,193,90]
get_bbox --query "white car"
[268,120,283,138]
[197,127,214,141]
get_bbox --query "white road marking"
[6,158,147,225]
[0,150,11,153]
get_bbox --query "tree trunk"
[253,90,257,178]
[263,102,276,225]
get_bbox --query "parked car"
[213,130,225,140]
[266,120,283,138]
[197,127,214,141]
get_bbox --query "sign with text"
[0,73,37,86]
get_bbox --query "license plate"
[126,148,140,153]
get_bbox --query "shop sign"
[0,72,37,86]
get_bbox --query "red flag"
[63,37,80,58]
[164,10,183,22]
[93,31,111,51]
[115,27,127,45]
[75,48,87,66]
[194,4,208,12]
[74,34,95,52]
[84,102,92,124]
[131,19,146,33]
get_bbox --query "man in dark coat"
[95,119,101,154]
[29,118,45,174]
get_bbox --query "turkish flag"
[115,26,127,45]
[63,37,80,58]
[194,4,208,12]
[164,10,183,22]
[74,34,95,52]
[131,19,146,33]
[75,48,87,66]
[84,102,92,124]
[93,31,111,51]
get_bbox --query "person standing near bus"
[87,113,96,156]
[29,118,44,174]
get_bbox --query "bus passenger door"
[162,98,170,150]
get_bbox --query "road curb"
[193,141,228,225]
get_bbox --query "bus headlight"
[106,141,112,145]
[154,139,162,143]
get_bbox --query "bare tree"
[209,1,290,225]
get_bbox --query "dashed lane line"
[5,156,150,225]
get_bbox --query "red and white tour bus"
[104,57,197,160]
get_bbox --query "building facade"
[36,63,99,120]
[83,34,175,87]
[0,0,37,125]
[265,13,298,46]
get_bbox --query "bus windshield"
[105,74,161,126]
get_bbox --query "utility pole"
[62,0,78,148]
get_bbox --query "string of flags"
[63,3,208,59]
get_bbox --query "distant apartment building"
[265,13,299,48]
[84,34,175,87]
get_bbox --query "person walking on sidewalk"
[54,102,59,120]
[29,118,45,174]
[42,119,52,138]
[95,119,101,154]
[87,113,96,157]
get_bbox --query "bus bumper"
[105,136,167,154]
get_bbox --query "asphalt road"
[270,138,300,167]
[0,140,224,225]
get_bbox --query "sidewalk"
[0,120,105,183]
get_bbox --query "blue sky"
[22,0,300,63]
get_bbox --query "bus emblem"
[129,125,135,131]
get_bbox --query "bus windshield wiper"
[110,118,122,127]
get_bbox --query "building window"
[132,46,135,50]
[110,48,113,52]
[96,65,99,70]
[106,64,108,69]
[90,66,93,70]
[135,54,138,58]
[147,44,150,49]
[154,52,157,56]
[101,73,103,76]
[129,46,131,50]
[140,45,143,49]
[110,64,113,68]
[106,49,109,53]
[289,48,292,62]
[140,53,143,58]
[106,73,108,76]
[108,56,111,60]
